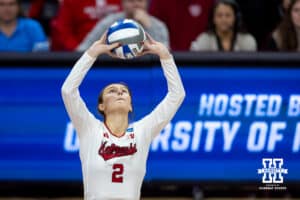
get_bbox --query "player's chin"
[113,102,130,111]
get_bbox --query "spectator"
[190,0,256,51]
[266,0,300,51]
[281,0,292,15]
[51,0,121,51]
[29,0,62,18]
[28,0,46,18]
[149,0,214,51]
[235,0,281,50]
[0,0,49,52]
[28,0,60,35]
[77,0,169,51]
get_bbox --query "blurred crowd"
[0,0,299,52]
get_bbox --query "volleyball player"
[61,33,185,199]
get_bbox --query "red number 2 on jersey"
[112,163,123,183]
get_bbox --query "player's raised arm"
[61,33,119,137]
[136,34,186,141]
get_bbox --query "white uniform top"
[61,52,185,200]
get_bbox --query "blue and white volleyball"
[107,19,146,59]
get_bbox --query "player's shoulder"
[131,120,144,134]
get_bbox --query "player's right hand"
[87,31,120,58]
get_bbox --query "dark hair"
[15,0,25,18]
[97,82,133,118]
[276,0,300,51]
[207,0,246,34]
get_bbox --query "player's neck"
[105,113,128,137]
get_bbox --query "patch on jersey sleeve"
[126,127,134,132]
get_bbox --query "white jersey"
[61,52,185,200]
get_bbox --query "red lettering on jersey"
[98,141,137,161]
[129,133,134,139]
[103,132,109,138]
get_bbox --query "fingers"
[142,40,150,48]
[139,44,154,57]
[136,50,150,57]
[107,51,120,59]
[108,42,120,50]
[143,40,153,50]
[140,50,152,56]
[146,33,156,43]
[99,30,108,44]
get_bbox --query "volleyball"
[107,19,146,59]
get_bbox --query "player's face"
[0,0,19,23]
[122,0,147,17]
[291,0,300,28]
[99,84,132,115]
[213,3,235,33]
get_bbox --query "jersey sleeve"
[61,52,98,139]
[136,57,185,142]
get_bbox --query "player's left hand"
[140,33,172,60]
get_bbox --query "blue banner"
[0,66,299,182]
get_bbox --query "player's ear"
[98,103,105,113]
[129,104,132,113]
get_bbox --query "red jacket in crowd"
[51,0,121,51]
[28,0,47,18]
